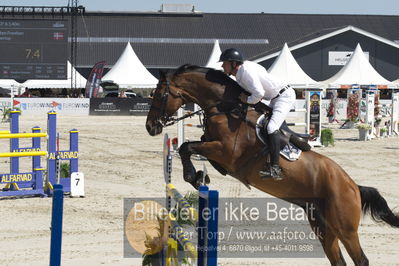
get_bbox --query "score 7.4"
[25,48,41,60]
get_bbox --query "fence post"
[49,184,64,266]
[207,190,219,266]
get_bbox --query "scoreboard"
[0,19,68,80]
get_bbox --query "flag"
[84,61,106,98]
[53,32,65,40]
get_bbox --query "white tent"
[204,40,223,70]
[22,61,87,88]
[102,42,158,88]
[0,79,20,89]
[321,43,394,88]
[268,43,319,88]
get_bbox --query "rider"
[219,48,296,180]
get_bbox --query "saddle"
[253,102,311,152]
[228,102,311,153]
[279,121,311,151]
[256,115,311,155]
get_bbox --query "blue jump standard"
[0,110,79,197]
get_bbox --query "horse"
[145,64,399,265]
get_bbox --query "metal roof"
[253,25,399,62]
[70,12,399,68]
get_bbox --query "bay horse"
[145,64,399,265]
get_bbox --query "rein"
[153,73,260,130]
[152,79,226,128]
[164,109,204,127]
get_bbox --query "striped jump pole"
[176,108,204,150]
[163,133,219,266]
[166,183,198,224]
[365,91,399,137]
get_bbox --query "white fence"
[0,98,90,115]
[0,97,395,119]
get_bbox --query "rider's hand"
[239,93,248,103]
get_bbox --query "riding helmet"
[219,48,244,63]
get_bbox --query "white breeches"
[267,88,296,134]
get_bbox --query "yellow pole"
[0,151,47,158]
[166,238,178,266]
[0,132,47,139]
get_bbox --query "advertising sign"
[89,98,152,116]
[85,61,106,98]
[328,51,369,66]
[308,91,321,142]
[12,98,90,115]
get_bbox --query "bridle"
[150,79,203,128]
[150,80,175,127]
[151,76,249,130]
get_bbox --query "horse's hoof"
[195,171,210,186]
[184,174,196,184]
[204,175,210,184]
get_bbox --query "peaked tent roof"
[22,61,87,89]
[321,43,394,88]
[0,79,20,89]
[268,43,318,88]
[253,25,399,63]
[204,40,222,70]
[102,42,158,88]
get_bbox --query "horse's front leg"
[179,140,224,189]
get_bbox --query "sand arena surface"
[0,115,398,265]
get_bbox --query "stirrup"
[259,169,273,179]
[259,166,283,180]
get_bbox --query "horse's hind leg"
[324,195,368,264]
[323,233,347,266]
[307,212,346,265]
[338,231,368,266]
[327,184,368,265]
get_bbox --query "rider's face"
[222,61,232,75]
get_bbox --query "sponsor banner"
[12,98,89,115]
[328,51,369,66]
[89,98,152,116]
[309,91,321,141]
[85,61,106,98]
[0,98,12,110]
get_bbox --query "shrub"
[321,128,334,147]
[356,123,372,130]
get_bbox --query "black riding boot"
[260,130,283,180]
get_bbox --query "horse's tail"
[358,185,399,228]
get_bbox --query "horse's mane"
[173,64,244,92]
[171,64,247,108]
[174,64,208,75]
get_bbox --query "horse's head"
[146,64,243,136]
[146,70,186,136]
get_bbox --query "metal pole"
[49,184,64,266]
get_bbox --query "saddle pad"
[256,115,302,161]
